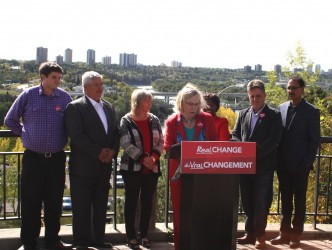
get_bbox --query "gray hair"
[131,88,153,111]
[81,71,103,89]
[175,83,207,113]
[247,79,265,93]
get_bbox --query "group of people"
[4,62,163,250]
[4,61,320,250]
[233,77,320,249]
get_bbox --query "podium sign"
[181,141,256,174]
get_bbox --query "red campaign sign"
[181,141,256,174]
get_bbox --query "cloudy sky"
[1,0,331,70]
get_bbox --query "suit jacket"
[278,99,320,173]
[232,105,282,174]
[64,95,119,177]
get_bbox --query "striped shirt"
[4,84,72,153]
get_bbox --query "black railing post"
[2,154,6,219]
[113,157,117,230]
[313,142,321,229]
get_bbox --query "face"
[137,97,152,114]
[182,94,200,118]
[287,79,304,104]
[41,72,62,92]
[248,88,266,112]
[203,100,217,115]
[84,77,104,102]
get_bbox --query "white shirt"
[249,105,265,136]
[87,96,108,133]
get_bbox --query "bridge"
[150,91,249,111]
[67,90,249,110]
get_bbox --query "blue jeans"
[239,172,274,238]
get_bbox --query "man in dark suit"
[270,75,320,249]
[232,80,282,249]
[65,71,119,250]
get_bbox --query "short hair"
[81,71,103,88]
[130,88,153,111]
[289,75,306,87]
[175,83,207,113]
[39,62,63,77]
[247,79,265,93]
[203,93,220,110]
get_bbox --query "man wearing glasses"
[270,75,320,248]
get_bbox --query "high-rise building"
[102,56,112,66]
[56,55,63,65]
[65,48,73,63]
[36,47,48,65]
[255,64,262,72]
[87,49,96,66]
[244,65,251,73]
[171,60,182,68]
[315,64,321,74]
[274,64,282,74]
[119,53,137,67]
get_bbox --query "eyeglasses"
[185,101,200,107]
[287,86,302,91]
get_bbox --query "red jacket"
[164,111,218,250]
[212,114,230,141]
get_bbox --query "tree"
[284,41,319,85]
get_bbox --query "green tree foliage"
[0,93,17,126]
[284,41,319,85]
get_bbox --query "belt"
[26,149,63,158]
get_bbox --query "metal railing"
[1,130,332,230]
[0,130,119,229]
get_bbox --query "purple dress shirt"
[4,84,72,153]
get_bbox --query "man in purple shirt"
[4,62,73,250]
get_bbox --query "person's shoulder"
[199,111,215,123]
[22,85,39,95]
[56,88,72,101]
[166,112,179,122]
[200,111,213,118]
[165,113,180,127]
[237,107,250,116]
[303,100,319,111]
[279,101,290,108]
[148,113,160,121]
[120,113,131,121]
[68,96,84,105]
[101,98,115,109]
[56,87,70,96]
[264,105,279,114]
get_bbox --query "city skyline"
[1,0,332,70]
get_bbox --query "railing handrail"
[1,131,332,229]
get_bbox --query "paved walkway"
[104,240,332,249]
[1,223,332,250]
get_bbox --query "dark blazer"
[65,95,119,177]
[232,105,282,174]
[278,99,320,173]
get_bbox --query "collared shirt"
[286,104,298,128]
[249,105,266,135]
[4,84,72,153]
[86,96,108,133]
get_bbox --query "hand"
[143,156,155,170]
[98,148,115,163]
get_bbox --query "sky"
[1,0,332,70]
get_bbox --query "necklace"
[182,115,195,123]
